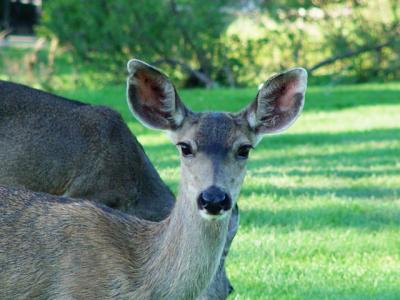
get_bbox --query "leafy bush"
[39,0,237,87]
[35,0,400,86]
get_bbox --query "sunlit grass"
[60,82,400,299]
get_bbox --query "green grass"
[59,82,400,299]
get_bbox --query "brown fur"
[0,185,227,299]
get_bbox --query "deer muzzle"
[197,186,232,216]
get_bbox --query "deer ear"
[242,68,307,139]
[127,59,190,130]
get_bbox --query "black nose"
[197,186,232,215]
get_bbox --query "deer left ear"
[241,68,307,139]
[126,59,190,130]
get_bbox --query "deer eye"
[177,142,194,157]
[237,144,252,160]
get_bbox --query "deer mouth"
[199,209,230,221]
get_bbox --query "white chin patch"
[199,209,228,221]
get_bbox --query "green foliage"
[28,0,400,86]
[59,82,400,299]
[225,0,400,85]
[39,0,236,86]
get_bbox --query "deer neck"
[135,181,230,299]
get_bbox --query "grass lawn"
[58,82,400,299]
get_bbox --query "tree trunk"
[153,58,217,88]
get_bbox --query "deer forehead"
[177,112,251,154]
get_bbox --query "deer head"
[127,60,307,221]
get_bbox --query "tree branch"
[308,39,396,74]
[307,30,395,74]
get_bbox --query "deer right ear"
[241,68,307,141]
[127,59,190,130]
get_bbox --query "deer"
[0,59,307,299]
[0,79,238,299]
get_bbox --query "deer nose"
[197,186,232,215]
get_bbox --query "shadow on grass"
[281,168,400,179]
[249,128,399,170]
[240,202,400,231]
[302,288,400,300]
[251,146,399,169]
[303,88,400,112]
[241,184,399,200]
[263,128,399,147]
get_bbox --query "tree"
[257,0,400,81]
[39,0,400,86]
[40,0,237,87]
